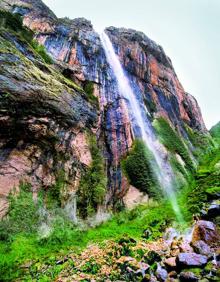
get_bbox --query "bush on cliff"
[153,117,195,171]
[0,10,53,64]
[0,182,40,242]
[31,39,53,64]
[0,10,33,42]
[77,134,107,218]
[210,121,220,141]
[84,81,99,107]
[122,139,159,198]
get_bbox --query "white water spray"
[100,31,183,222]
[64,192,78,223]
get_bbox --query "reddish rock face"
[0,0,210,206]
[105,27,206,133]
[0,27,97,216]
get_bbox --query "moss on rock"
[121,139,160,198]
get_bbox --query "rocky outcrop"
[0,27,97,216]
[0,0,210,209]
[192,220,220,246]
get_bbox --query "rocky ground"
[20,219,219,282]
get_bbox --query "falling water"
[100,31,183,222]
[64,192,78,223]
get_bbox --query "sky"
[43,0,220,129]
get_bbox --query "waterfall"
[64,192,78,223]
[100,31,183,222]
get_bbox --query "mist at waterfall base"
[100,31,184,223]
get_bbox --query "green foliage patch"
[153,118,194,171]
[183,145,220,215]
[83,81,99,107]
[77,133,107,218]
[0,10,33,42]
[210,121,220,140]
[184,123,214,159]
[31,39,53,64]
[121,139,160,198]
[0,10,53,64]
[0,182,40,242]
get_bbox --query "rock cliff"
[0,0,209,215]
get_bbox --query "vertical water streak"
[100,31,183,222]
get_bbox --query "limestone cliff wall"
[0,0,208,211]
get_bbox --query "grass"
[0,199,179,281]
[1,139,219,280]
[0,200,178,280]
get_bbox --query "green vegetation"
[153,118,195,171]
[45,170,66,208]
[83,81,99,107]
[0,10,53,64]
[0,183,40,242]
[77,133,107,218]
[184,123,214,160]
[178,137,220,215]
[0,10,33,42]
[122,139,160,198]
[0,198,177,281]
[0,136,219,280]
[210,121,220,141]
[31,39,53,64]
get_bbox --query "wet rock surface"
[0,0,209,203]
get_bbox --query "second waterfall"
[100,31,183,222]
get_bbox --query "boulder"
[191,240,212,257]
[155,263,168,281]
[192,220,219,246]
[179,241,194,253]
[179,271,199,281]
[176,253,207,268]
[145,251,162,265]
[206,201,220,218]
[201,201,220,219]
[164,257,176,269]
[168,270,178,278]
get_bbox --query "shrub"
[31,39,53,64]
[0,10,33,42]
[121,139,160,198]
[83,81,99,107]
[77,133,107,218]
[0,10,23,31]
[0,182,40,241]
[153,118,195,171]
[210,121,220,140]
[45,170,66,208]
[0,10,53,64]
